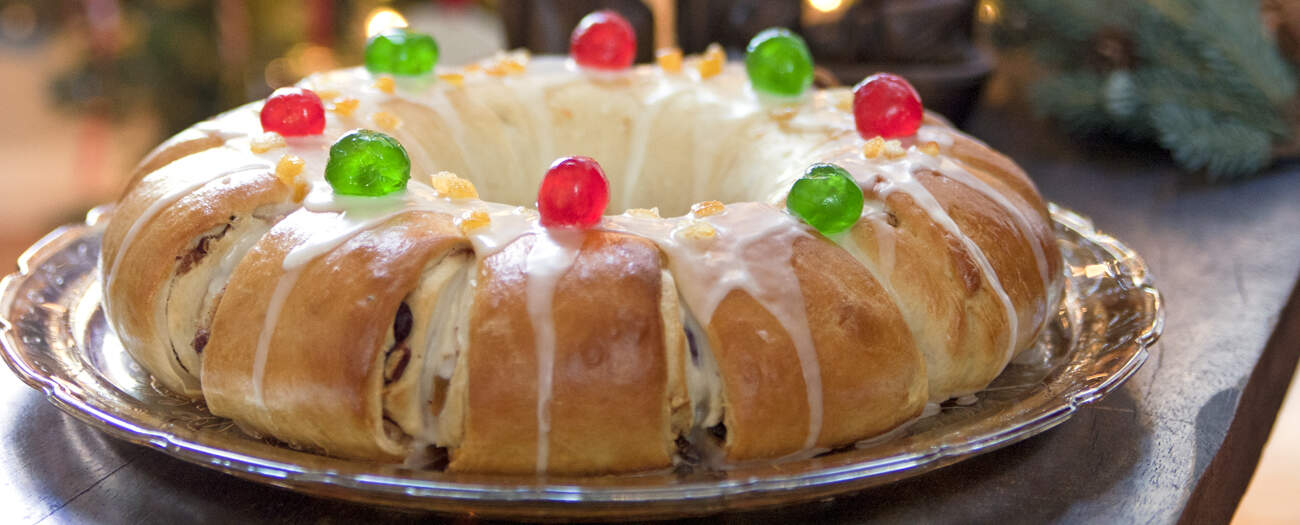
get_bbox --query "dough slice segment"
[693,234,927,460]
[443,231,689,474]
[102,146,289,398]
[202,209,468,460]
[846,149,1062,400]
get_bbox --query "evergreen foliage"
[992,0,1298,179]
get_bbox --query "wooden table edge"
[1180,275,1300,524]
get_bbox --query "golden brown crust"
[102,147,289,397]
[201,210,467,460]
[705,235,927,460]
[447,232,682,474]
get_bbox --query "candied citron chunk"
[457,209,490,233]
[430,171,478,199]
[656,47,683,73]
[691,200,726,217]
[250,132,287,153]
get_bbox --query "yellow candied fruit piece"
[330,98,360,116]
[835,91,854,112]
[656,47,683,73]
[483,51,529,77]
[691,200,725,217]
[457,210,490,234]
[680,220,716,240]
[374,76,396,94]
[273,155,309,202]
[438,72,465,87]
[862,136,886,159]
[696,43,725,79]
[371,111,402,130]
[769,105,798,122]
[883,139,907,159]
[275,154,305,184]
[502,57,527,74]
[315,89,340,101]
[250,132,286,153]
[430,171,479,199]
[625,207,662,218]
[291,180,310,203]
[920,141,941,156]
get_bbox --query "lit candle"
[641,0,677,50]
[365,7,408,38]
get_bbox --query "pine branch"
[1136,67,1288,136]
[998,0,1299,178]
[1151,102,1275,178]
[1144,0,1296,106]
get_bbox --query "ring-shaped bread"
[102,56,1063,474]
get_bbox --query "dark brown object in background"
[500,0,658,63]
[500,0,991,123]
[1263,0,1300,64]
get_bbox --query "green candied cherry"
[745,27,814,97]
[365,28,439,76]
[325,130,411,196]
[786,163,864,235]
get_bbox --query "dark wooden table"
[3,102,1299,524]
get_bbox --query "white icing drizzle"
[837,150,1021,363]
[833,224,905,319]
[620,81,683,207]
[464,205,540,256]
[523,230,583,473]
[505,74,559,174]
[206,223,269,302]
[935,157,1053,324]
[873,217,897,278]
[423,88,483,177]
[287,189,410,269]
[252,267,300,412]
[916,125,955,148]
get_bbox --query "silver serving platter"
[0,203,1162,520]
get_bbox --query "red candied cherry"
[260,87,326,136]
[853,73,923,139]
[569,10,637,70]
[538,156,610,229]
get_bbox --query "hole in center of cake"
[386,76,838,215]
[404,98,818,216]
[461,154,803,217]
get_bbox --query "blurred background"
[0,0,1296,521]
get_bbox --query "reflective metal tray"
[0,204,1162,520]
